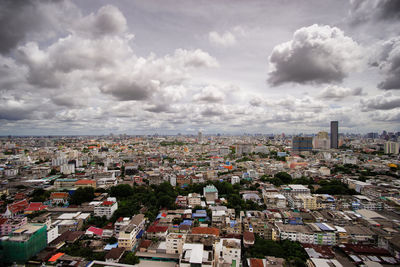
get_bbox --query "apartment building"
[166,233,186,254]
[215,238,241,267]
[187,193,201,208]
[94,200,118,219]
[118,214,145,251]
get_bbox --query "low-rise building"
[94,200,118,219]
[215,238,241,267]
[166,233,186,254]
[187,193,201,207]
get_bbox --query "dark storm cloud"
[145,104,170,113]
[268,24,363,86]
[350,0,400,24]
[360,93,400,111]
[100,80,155,101]
[372,37,400,90]
[0,0,68,54]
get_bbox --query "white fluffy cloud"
[268,24,364,86]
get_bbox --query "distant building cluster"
[0,129,399,266]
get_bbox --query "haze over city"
[0,0,399,135]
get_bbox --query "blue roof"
[315,223,334,231]
[230,220,237,227]
[104,243,118,250]
[136,229,144,239]
[180,220,192,226]
[192,213,207,218]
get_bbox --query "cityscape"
[1,0,400,267]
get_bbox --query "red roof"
[48,253,64,262]
[86,226,103,236]
[147,222,168,233]
[8,199,29,214]
[243,231,255,243]
[192,227,220,236]
[139,240,152,249]
[249,258,264,267]
[117,217,124,222]
[25,202,48,212]
[102,201,115,206]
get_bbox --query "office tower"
[330,121,338,149]
[292,136,313,152]
[198,131,203,143]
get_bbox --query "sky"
[0,0,400,135]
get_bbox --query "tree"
[110,184,134,199]
[274,172,292,184]
[30,188,50,202]
[247,236,308,266]
[70,187,95,205]
[121,252,140,265]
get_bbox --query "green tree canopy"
[70,187,95,205]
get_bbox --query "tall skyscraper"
[198,131,203,143]
[330,121,338,149]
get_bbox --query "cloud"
[208,26,247,47]
[100,49,218,101]
[349,0,400,24]
[318,85,364,100]
[371,37,400,90]
[73,5,127,37]
[267,24,364,86]
[249,97,263,107]
[209,31,236,47]
[193,85,225,103]
[0,0,76,54]
[371,110,400,122]
[360,92,400,111]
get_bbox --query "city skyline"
[1,0,400,135]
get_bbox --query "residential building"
[166,233,186,254]
[118,214,145,251]
[215,238,241,267]
[384,141,399,154]
[203,185,218,203]
[231,175,240,185]
[94,200,118,219]
[0,216,27,236]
